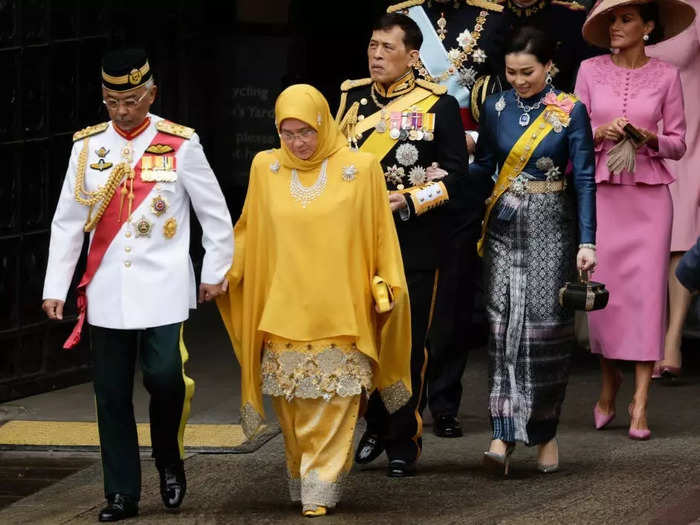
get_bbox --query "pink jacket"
[575,55,686,185]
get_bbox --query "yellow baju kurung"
[216,84,412,513]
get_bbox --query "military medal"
[396,143,419,167]
[146,144,174,154]
[141,155,177,182]
[423,113,435,142]
[134,215,153,238]
[150,194,168,216]
[389,112,401,140]
[375,110,388,133]
[415,113,424,141]
[399,112,410,141]
[90,147,113,171]
[163,217,177,239]
[408,111,418,140]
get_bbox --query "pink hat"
[582,0,696,48]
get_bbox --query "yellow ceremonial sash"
[477,92,570,257]
[359,91,439,164]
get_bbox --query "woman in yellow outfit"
[216,84,412,517]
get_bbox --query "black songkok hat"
[101,48,152,92]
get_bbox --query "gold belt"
[520,179,566,194]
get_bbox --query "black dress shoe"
[433,415,463,438]
[158,461,187,509]
[387,459,416,477]
[355,431,384,464]
[98,494,138,522]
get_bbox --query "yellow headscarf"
[275,84,347,171]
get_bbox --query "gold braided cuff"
[406,181,449,216]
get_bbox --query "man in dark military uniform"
[503,0,599,92]
[42,49,233,521]
[335,12,477,477]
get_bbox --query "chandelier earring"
[546,71,553,85]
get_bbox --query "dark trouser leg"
[427,232,479,418]
[381,269,437,462]
[140,323,194,470]
[91,325,140,500]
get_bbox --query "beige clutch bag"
[372,276,394,313]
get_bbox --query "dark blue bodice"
[471,88,596,244]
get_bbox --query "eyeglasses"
[279,128,317,143]
[102,89,149,110]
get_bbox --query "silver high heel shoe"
[536,438,559,473]
[483,441,516,476]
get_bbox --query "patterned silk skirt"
[483,189,577,445]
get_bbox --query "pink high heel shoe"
[593,369,623,430]
[627,403,651,440]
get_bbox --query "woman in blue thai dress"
[471,27,597,474]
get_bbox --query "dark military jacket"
[502,0,602,92]
[403,0,510,128]
[335,71,474,270]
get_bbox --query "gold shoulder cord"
[74,138,134,232]
[338,101,361,147]
[387,0,424,13]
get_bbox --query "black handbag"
[559,270,609,311]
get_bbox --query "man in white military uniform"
[41,49,233,522]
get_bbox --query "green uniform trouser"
[90,323,194,500]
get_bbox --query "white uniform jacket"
[43,114,234,329]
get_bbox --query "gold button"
[125,246,131,252]
[358,115,365,121]
[124,261,131,268]
[360,97,368,105]
[125,232,132,238]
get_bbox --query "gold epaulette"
[387,0,425,13]
[466,0,505,12]
[551,0,586,10]
[73,122,109,142]
[340,78,372,92]
[415,78,447,95]
[156,120,195,139]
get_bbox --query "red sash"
[64,129,186,349]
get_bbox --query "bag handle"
[579,269,590,283]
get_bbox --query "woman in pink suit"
[647,0,700,379]
[575,0,693,439]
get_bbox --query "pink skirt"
[588,183,672,362]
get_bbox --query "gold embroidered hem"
[290,470,346,509]
[273,395,359,510]
[288,477,301,502]
[240,402,263,439]
[380,380,412,414]
[261,336,372,401]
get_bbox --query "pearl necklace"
[515,88,552,127]
[290,159,328,208]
